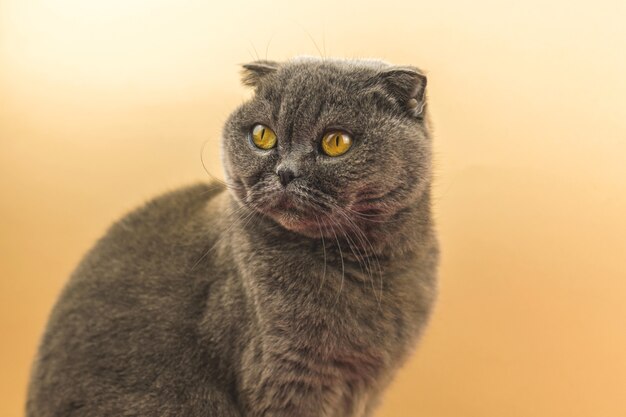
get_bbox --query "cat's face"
[222,57,432,237]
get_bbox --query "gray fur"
[27,57,439,417]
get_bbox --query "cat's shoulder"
[96,182,224,252]
[120,182,223,227]
[61,182,225,300]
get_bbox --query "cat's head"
[222,56,432,237]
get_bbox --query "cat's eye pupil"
[321,131,352,157]
[251,124,277,150]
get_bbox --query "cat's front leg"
[184,385,244,417]
[239,344,347,417]
[243,382,343,417]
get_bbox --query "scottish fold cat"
[27,56,439,417]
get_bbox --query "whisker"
[314,214,327,295]
[200,139,241,193]
[326,211,376,304]
[326,214,376,303]
[342,211,384,309]
[248,40,261,61]
[302,28,325,62]
[296,185,396,224]
[329,224,344,307]
[187,201,258,273]
[287,185,385,307]
[325,203,384,308]
[264,33,274,61]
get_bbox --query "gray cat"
[27,56,439,417]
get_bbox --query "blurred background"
[1,0,625,416]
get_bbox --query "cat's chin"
[271,211,321,237]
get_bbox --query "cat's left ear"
[378,67,427,117]
[240,60,280,88]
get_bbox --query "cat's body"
[27,57,439,417]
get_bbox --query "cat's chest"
[249,251,399,370]
[249,249,393,340]
[236,234,414,416]
[242,331,382,417]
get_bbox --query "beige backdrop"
[1,1,625,416]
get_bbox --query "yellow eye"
[321,131,353,157]
[251,124,277,150]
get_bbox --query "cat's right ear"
[377,66,427,117]
[240,61,280,88]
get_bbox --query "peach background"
[1,1,625,416]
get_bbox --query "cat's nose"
[277,167,297,186]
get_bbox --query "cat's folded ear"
[378,66,427,117]
[241,60,280,88]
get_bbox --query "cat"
[27,56,439,417]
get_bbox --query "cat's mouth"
[253,189,329,236]
[266,192,317,232]
[273,193,298,211]
[245,182,347,237]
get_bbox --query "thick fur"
[27,57,439,417]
